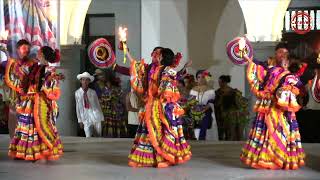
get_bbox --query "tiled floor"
[1,135,320,180]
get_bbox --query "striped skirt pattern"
[240,107,305,170]
[8,114,63,161]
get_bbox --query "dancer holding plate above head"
[118,28,191,168]
[226,37,320,170]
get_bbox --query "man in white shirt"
[125,90,140,138]
[75,72,104,137]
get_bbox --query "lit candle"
[118,26,128,63]
[238,37,246,51]
[238,37,246,58]
[118,26,127,42]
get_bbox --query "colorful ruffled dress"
[240,60,305,170]
[128,60,192,168]
[6,59,63,161]
[100,86,127,137]
[189,89,219,141]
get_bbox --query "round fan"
[87,38,116,68]
[226,37,253,65]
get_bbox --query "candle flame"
[118,26,127,42]
[238,37,246,51]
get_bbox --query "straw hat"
[77,72,94,82]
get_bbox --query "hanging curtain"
[1,0,58,58]
[0,0,7,49]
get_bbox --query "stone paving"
[1,135,320,180]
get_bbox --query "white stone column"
[59,0,92,45]
[56,45,85,136]
[141,0,188,66]
[141,0,160,64]
[238,0,291,42]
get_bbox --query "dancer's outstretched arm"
[177,60,192,79]
[125,46,135,63]
[112,43,131,76]
[113,64,130,76]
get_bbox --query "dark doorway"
[82,13,116,74]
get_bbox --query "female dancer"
[124,46,192,168]
[190,70,218,141]
[240,50,306,169]
[7,46,63,161]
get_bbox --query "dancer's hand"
[118,41,130,52]
[125,47,135,63]
[119,42,136,63]
[118,41,124,51]
[243,54,253,63]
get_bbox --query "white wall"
[141,0,160,63]
[239,0,290,42]
[143,0,246,94]
[159,0,188,69]
[185,0,247,93]
[211,0,245,93]
[60,0,92,45]
[141,0,188,67]
[57,0,141,135]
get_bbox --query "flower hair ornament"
[202,70,212,82]
[39,47,61,64]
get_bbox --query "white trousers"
[194,128,200,140]
[84,122,102,138]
